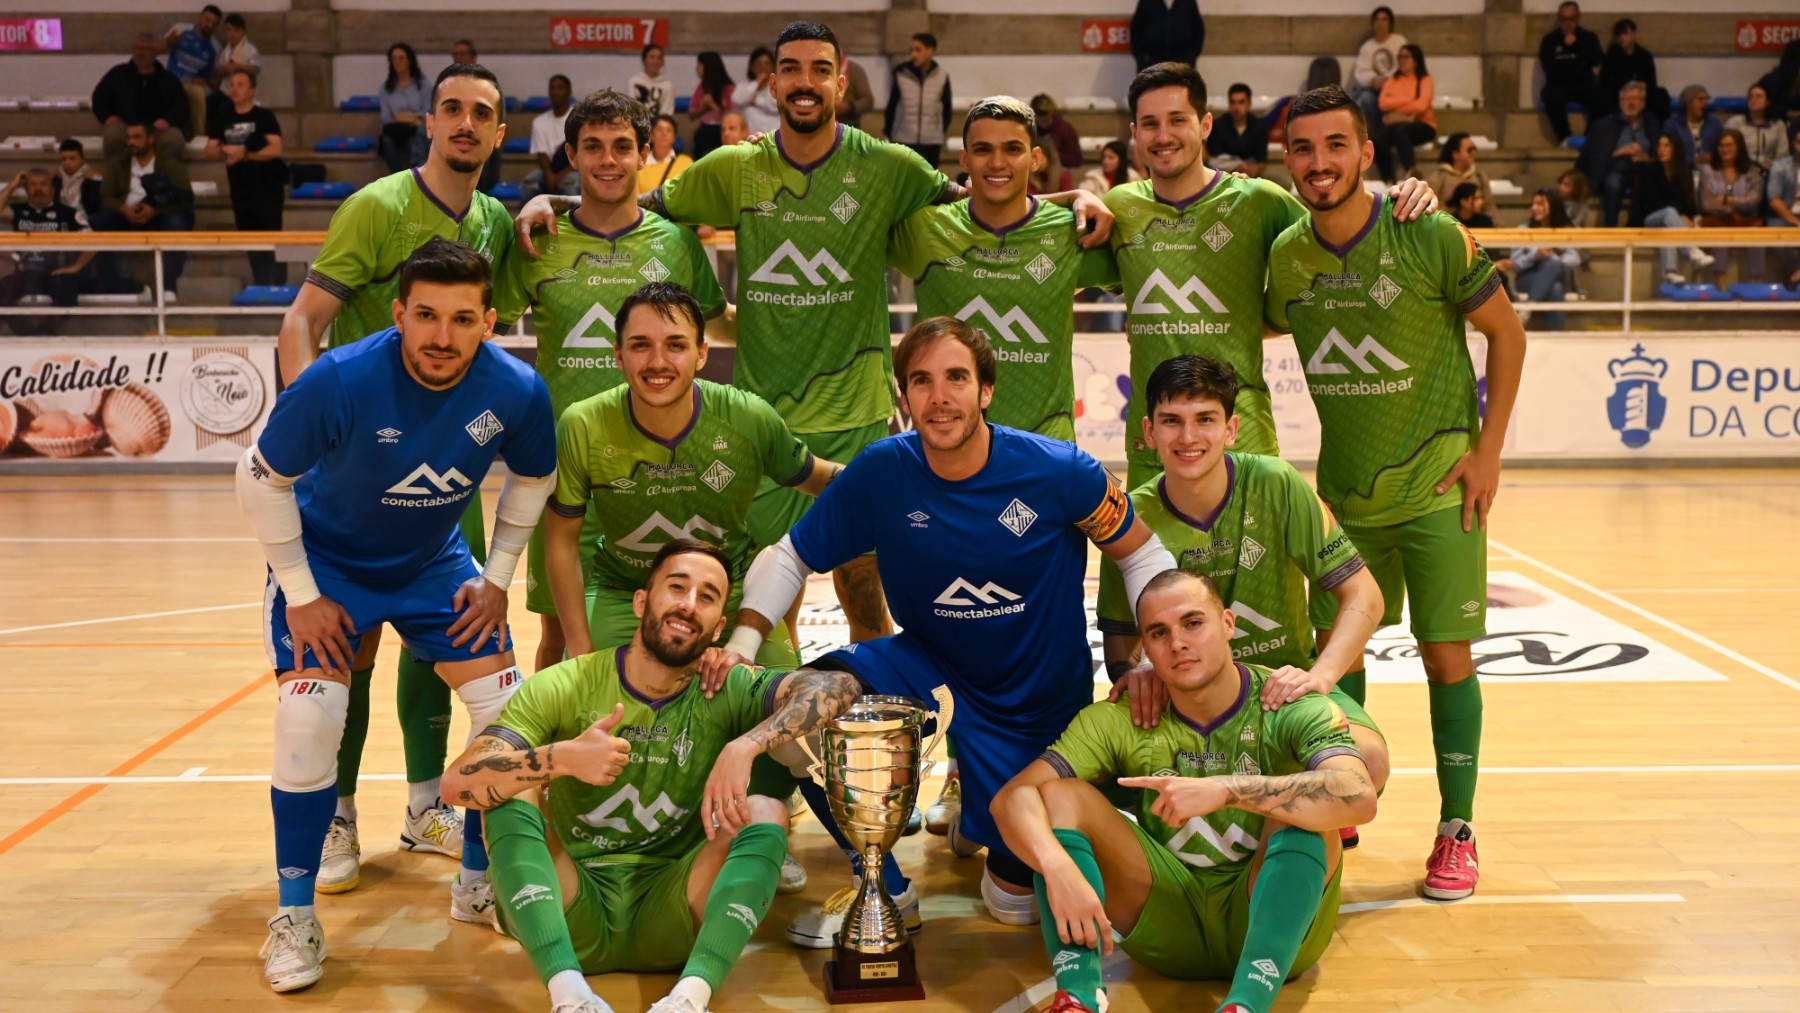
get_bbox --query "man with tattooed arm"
[442,539,861,1013]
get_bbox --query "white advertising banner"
[0,340,275,464]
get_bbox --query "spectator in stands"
[743,47,781,136]
[1270,56,1344,147]
[163,5,222,138]
[637,113,692,193]
[1351,6,1406,145]
[1081,139,1140,196]
[837,54,875,127]
[1500,189,1580,329]
[521,74,576,200]
[1664,85,1721,170]
[631,44,676,118]
[1598,19,1667,122]
[94,121,195,296]
[1766,129,1800,286]
[1538,1,1603,146]
[1726,84,1789,173]
[1031,94,1085,169]
[887,33,953,167]
[1756,40,1800,132]
[206,69,286,287]
[56,139,103,217]
[207,13,263,131]
[1377,44,1436,181]
[378,42,429,173]
[450,39,476,66]
[444,41,502,194]
[1448,182,1494,229]
[1426,133,1491,214]
[720,109,750,146]
[1632,133,1713,285]
[1579,80,1660,227]
[1207,83,1268,177]
[1130,0,1204,72]
[1028,139,1075,196]
[0,169,96,330]
[93,33,191,162]
[1558,169,1596,227]
[688,52,735,159]
[1697,129,1766,283]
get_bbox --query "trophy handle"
[920,684,954,777]
[793,727,826,783]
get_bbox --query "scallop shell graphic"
[19,353,107,418]
[0,399,17,453]
[101,384,172,458]
[21,408,105,458]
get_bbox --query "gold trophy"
[807,687,951,1003]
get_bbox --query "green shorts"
[525,505,602,616]
[746,420,889,551]
[561,853,701,974]
[1120,821,1341,981]
[1309,505,1487,643]
[1125,389,1277,490]
[459,488,486,563]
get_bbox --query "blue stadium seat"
[293,181,355,199]
[1709,97,1749,115]
[1728,282,1800,301]
[1659,282,1728,301]
[1565,135,1585,150]
[504,96,520,112]
[674,96,690,113]
[339,96,380,112]
[313,136,375,153]
[521,96,551,112]
[501,136,530,154]
[488,181,523,200]
[231,285,302,306]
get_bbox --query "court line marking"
[1611,587,1800,593]
[0,602,259,637]
[0,537,255,543]
[1489,538,1800,695]
[0,641,263,649]
[990,893,1685,1013]
[0,670,275,858]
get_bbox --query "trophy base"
[823,944,925,1004]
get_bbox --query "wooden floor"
[3,469,1799,1012]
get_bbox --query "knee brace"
[456,666,524,745]
[271,677,350,793]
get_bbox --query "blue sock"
[462,808,489,874]
[272,785,337,907]
[796,776,909,895]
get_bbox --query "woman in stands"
[1426,133,1492,214]
[1377,44,1437,182]
[1556,169,1595,228]
[1028,139,1075,196]
[1080,140,1140,196]
[1697,129,1767,283]
[689,51,735,160]
[742,47,781,137]
[1724,84,1789,173]
[377,42,428,173]
[636,114,693,194]
[1633,133,1715,286]
[1498,189,1580,330]
[1448,182,1494,229]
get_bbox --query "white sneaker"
[778,851,808,894]
[946,816,984,857]
[646,994,709,1013]
[401,801,464,858]
[980,869,1040,926]
[785,880,921,949]
[924,776,961,836]
[451,873,500,931]
[260,911,326,993]
[316,817,360,894]
[1664,271,1688,285]
[1691,248,1716,269]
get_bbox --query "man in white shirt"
[629,43,676,117]
[1351,6,1406,148]
[522,74,577,199]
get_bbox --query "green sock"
[1035,828,1106,1010]
[1337,668,1366,707]
[396,646,452,784]
[1427,675,1482,822]
[485,799,581,983]
[334,666,374,800]
[1220,827,1328,1013]
[681,821,787,991]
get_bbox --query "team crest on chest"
[1371,275,1402,309]
[639,258,671,283]
[1025,252,1055,284]
[830,192,860,224]
[465,410,503,445]
[1203,222,1234,252]
[998,498,1038,536]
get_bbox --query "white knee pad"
[271,677,350,793]
[981,868,1041,926]
[456,666,524,745]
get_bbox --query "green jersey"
[493,644,781,864]
[549,380,813,606]
[307,168,514,347]
[1265,202,1500,527]
[653,125,951,434]
[1043,663,1360,869]
[493,210,723,419]
[1106,175,1304,466]
[889,198,1117,439]
[1096,453,1365,669]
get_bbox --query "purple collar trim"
[627,383,703,452]
[1157,455,1236,532]
[1173,664,1252,738]
[616,644,686,710]
[570,208,644,242]
[970,196,1040,238]
[411,167,470,225]
[777,122,845,173]
[1155,168,1226,212]
[1313,192,1383,259]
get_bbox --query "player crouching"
[443,540,862,1013]
[993,570,1380,1013]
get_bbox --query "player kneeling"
[993,570,1380,1013]
[443,539,861,1013]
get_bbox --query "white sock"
[408,777,442,814]
[670,976,713,1009]
[276,903,315,922]
[459,868,488,886]
[547,968,602,1007]
[945,757,958,777]
[335,796,357,822]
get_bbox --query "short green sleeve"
[1274,460,1364,591]
[550,403,595,513]
[308,189,389,293]
[1260,180,1307,245]
[494,659,580,746]
[1429,212,1501,314]
[721,666,784,737]
[1042,703,1133,782]
[1267,690,1361,772]
[678,225,726,317]
[492,230,531,328]
[659,146,748,228]
[883,141,952,217]
[887,206,937,280]
[1075,243,1119,290]
[745,391,814,486]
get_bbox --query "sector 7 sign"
[550,17,668,51]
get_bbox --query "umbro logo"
[610,477,637,490]
[377,427,402,443]
[466,410,504,446]
[1441,752,1474,766]
[1252,959,1280,976]
[511,883,554,907]
[726,902,760,930]
[907,510,929,525]
[934,578,1021,606]
[998,498,1038,536]
[1461,600,1481,614]
[278,866,309,880]
[387,464,473,495]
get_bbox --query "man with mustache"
[273,61,515,912]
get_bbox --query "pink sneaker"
[1047,990,1106,1013]
[1423,819,1479,900]
[1339,825,1360,850]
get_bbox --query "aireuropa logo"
[1131,268,1228,314]
[1605,343,1669,449]
[748,239,851,286]
[1305,328,1410,375]
[955,296,1048,344]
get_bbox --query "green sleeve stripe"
[1317,555,1367,591]
[776,452,816,489]
[305,269,354,302]
[759,671,788,718]
[547,497,586,518]
[480,724,531,750]
[1305,745,1362,770]
[1456,272,1503,315]
[1041,750,1079,779]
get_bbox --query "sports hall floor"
[2,467,1797,1012]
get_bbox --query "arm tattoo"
[459,754,523,775]
[748,669,859,751]
[1216,769,1371,817]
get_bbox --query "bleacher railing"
[2,228,1796,338]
